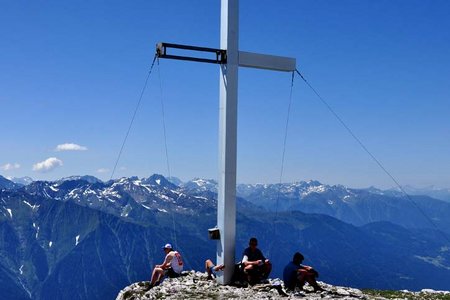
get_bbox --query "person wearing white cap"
[149,243,184,288]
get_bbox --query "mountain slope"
[237,210,450,291]
[0,188,212,299]
[0,175,17,190]
[232,181,450,235]
[0,175,449,299]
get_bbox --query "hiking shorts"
[166,267,181,278]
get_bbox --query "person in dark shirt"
[283,252,322,292]
[241,237,272,284]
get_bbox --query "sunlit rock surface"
[116,271,374,300]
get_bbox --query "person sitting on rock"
[283,252,323,292]
[205,259,225,280]
[149,243,183,288]
[241,237,272,284]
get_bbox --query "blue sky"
[1,0,449,189]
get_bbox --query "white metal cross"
[217,0,296,284]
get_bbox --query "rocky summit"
[116,271,376,300]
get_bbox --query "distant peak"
[143,174,178,189]
[58,175,102,184]
[9,176,34,186]
[0,175,17,189]
[305,179,322,186]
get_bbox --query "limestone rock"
[116,271,375,300]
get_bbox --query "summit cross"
[157,0,296,284]
[217,0,295,284]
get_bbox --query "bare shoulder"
[166,251,177,258]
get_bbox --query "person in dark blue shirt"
[242,237,272,284]
[283,252,322,292]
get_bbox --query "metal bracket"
[208,227,220,240]
[156,42,227,65]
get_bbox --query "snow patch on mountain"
[301,184,327,196]
[59,175,102,184]
[10,176,34,186]
[23,200,33,208]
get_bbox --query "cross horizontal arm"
[156,42,227,64]
[239,51,296,72]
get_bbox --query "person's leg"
[150,267,164,287]
[205,259,215,279]
[167,268,180,278]
[305,272,323,292]
[205,259,225,279]
[250,266,266,284]
[244,265,255,284]
[262,261,272,279]
[296,269,308,290]
[243,264,254,272]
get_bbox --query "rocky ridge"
[116,271,376,300]
[117,272,450,300]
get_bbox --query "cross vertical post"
[216,0,238,284]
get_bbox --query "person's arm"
[242,254,262,266]
[260,249,266,262]
[242,249,250,266]
[259,249,270,264]
[161,252,174,269]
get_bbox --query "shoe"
[274,285,289,297]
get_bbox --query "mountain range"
[234,181,450,234]
[1,174,449,299]
[8,176,450,203]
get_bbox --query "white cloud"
[55,143,88,152]
[96,168,109,173]
[32,157,63,173]
[1,163,21,171]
